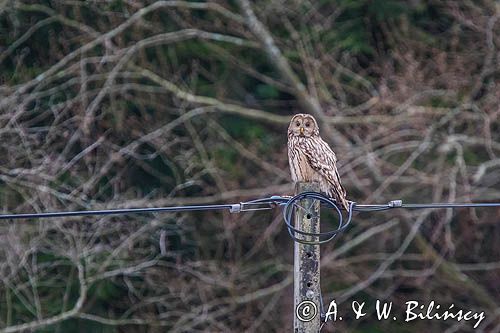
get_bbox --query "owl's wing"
[298,137,347,197]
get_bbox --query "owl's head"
[288,113,319,138]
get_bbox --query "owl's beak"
[299,127,304,135]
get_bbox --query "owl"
[287,113,349,211]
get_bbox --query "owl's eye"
[305,122,310,128]
[295,121,300,127]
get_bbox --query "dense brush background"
[0,0,499,332]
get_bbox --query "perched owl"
[287,113,349,210]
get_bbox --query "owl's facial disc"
[289,114,318,137]
[301,117,316,137]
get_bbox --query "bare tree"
[0,0,499,331]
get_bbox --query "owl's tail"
[327,188,350,211]
[337,196,350,212]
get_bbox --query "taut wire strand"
[0,192,499,245]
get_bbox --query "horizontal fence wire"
[0,193,499,220]
[1,192,499,246]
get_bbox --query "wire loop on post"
[282,191,354,245]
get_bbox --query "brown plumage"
[287,113,349,210]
